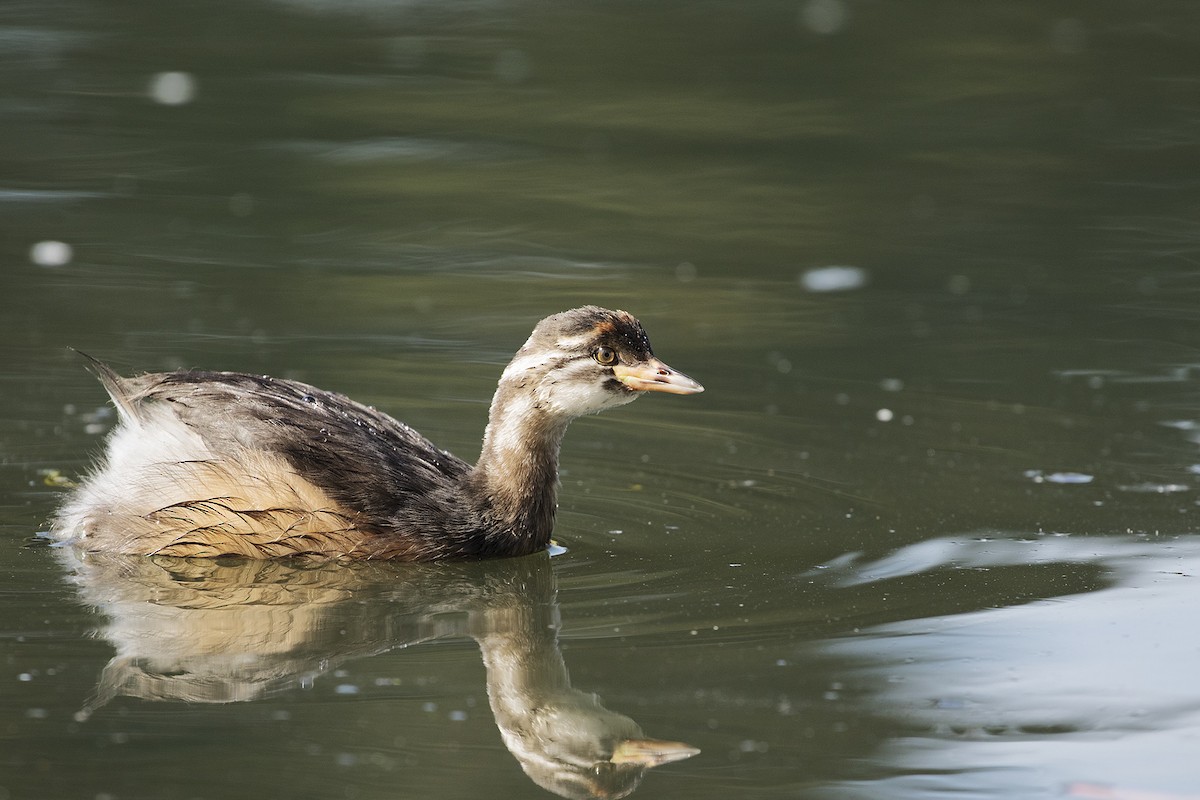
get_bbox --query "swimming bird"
[53,306,703,560]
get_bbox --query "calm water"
[4,1,1200,798]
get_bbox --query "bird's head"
[500,306,703,420]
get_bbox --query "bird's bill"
[610,738,701,767]
[613,359,704,395]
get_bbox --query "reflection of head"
[495,689,698,800]
[475,601,699,800]
[57,547,697,799]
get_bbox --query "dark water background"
[4,2,1200,798]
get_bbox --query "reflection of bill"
[57,548,697,800]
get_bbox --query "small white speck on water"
[148,71,196,105]
[798,264,867,292]
[1024,470,1093,485]
[30,240,73,267]
[798,0,849,35]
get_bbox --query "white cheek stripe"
[553,332,595,350]
[501,354,548,381]
[501,348,572,381]
[500,329,601,382]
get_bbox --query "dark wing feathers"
[130,371,473,531]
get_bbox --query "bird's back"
[55,365,475,559]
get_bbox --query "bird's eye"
[593,346,618,366]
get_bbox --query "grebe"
[53,307,703,560]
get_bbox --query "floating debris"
[37,469,75,488]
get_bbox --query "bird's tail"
[70,348,140,424]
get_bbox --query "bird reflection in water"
[56,547,698,799]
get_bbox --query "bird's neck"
[472,596,572,730]
[468,380,570,554]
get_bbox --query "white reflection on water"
[274,136,534,164]
[811,534,1200,799]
